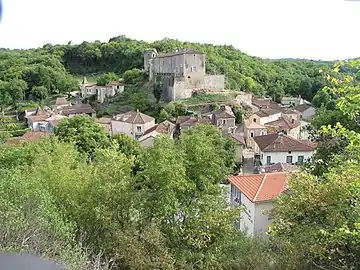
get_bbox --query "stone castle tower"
[143,49,158,80]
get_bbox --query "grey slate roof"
[114,110,154,124]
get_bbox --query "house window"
[266,156,271,165]
[253,118,256,123]
[260,131,265,136]
[136,126,142,133]
[297,155,304,165]
[286,156,293,164]
[250,131,254,138]
[222,119,226,125]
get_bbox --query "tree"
[8,79,27,106]
[31,85,48,102]
[123,68,147,84]
[298,78,312,101]
[54,115,110,156]
[111,132,143,158]
[269,60,360,269]
[0,80,12,115]
[96,72,118,86]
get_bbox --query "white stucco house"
[228,172,290,238]
[265,116,301,140]
[111,110,155,140]
[252,133,316,165]
[294,104,316,121]
[249,109,282,126]
[25,108,51,131]
[80,78,124,104]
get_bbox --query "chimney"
[278,132,284,144]
[220,104,226,111]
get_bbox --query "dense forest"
[0,35,341,111]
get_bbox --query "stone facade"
[144,48,225,101]
[80,79,124,104]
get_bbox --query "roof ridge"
[254,174,267,201]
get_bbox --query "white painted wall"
[254,201,274,238]
[261,150,314,165]
[300,121,311,140]
[288,126,301,140]
[230,184,255,237]
[259,112,282,125]
[139,135,155,148]
[111,120,155,139]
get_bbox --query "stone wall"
[204,75,225,90]
[235,92,252,107]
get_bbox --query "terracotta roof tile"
[59,104,95,116]
[229,172,289,202]
[260,163,299,173]
[176,116,209,127]
[55,97,69,106]
[265,116,300,130]
[253,133,316,152]
[5,131,52,146]
[230,134,246,145]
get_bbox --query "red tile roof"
[253,133,316,152]
[176,116,209,127]
[265,116,301,130]
[5,131,52,146]
[229,172,290,202]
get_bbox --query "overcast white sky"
[0,0,359,60]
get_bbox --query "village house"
[230,134,246,162]
[144,48,225,101]
[294,104,316,121]
[25,108,52,131]
[80,77,124,104]
[252,98,281,111]
[252,132,316,165]
[138,120,175,148]
[249,109,282,126]
[244,119,268,149]
[265,116,301,139]
[229,172,290,238]
[282,108,301,120]
[58,103,96,118]
[175,115,209,132]
[95,117,112,134]
[280,95,308,107]
[211,105,236,135]
[111,110,155,140]
[5,131,53,146]
[39,114,67,132]
[54,97,71,113]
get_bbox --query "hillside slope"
[46,35,334,101]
